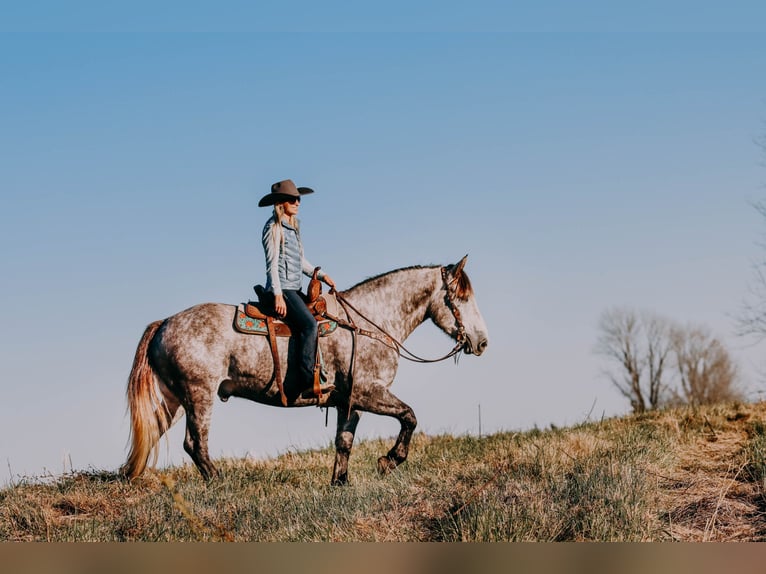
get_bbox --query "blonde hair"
[271,203,298,249]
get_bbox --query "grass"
[3,401,766,541]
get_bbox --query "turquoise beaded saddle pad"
[233,304,338,337]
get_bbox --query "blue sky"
[2,25,766,483]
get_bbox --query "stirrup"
[299,383,335,400]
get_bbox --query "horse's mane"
[345,263,473,300]
[346,265,439,292]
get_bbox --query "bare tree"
[739,134,766,340]
[738,199,766,340]
[669,325,744,407]
[596,307,673,413]
[598,307,745,411]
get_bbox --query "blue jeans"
[282,289,318,389]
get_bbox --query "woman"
[258,179,336,400]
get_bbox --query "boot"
[299,361,334,399]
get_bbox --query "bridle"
[440,266,467,352]
[329,266,468,364]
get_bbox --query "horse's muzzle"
[464,336,488,356]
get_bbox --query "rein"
[327,266,467,364]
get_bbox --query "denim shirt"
[262,215,323,295]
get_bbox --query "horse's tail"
[121,319,167,480]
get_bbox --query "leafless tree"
[738,134,766,340]
[598,307,745,411]
[595,307,673,413]
[738,199,766,341]
[669,325,744,407]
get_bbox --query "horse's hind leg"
[355,385,417,476]
[158,382,184,430]
[331,407,361,486]
[181,387,219,481]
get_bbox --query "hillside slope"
[2,402,766,541]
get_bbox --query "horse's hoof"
[218,379,235,402]
[200,466,221,482]
[377,456,397,476]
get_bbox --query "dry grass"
[653,405,766,541]
[3,402,766,541]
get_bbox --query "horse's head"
[428,255,489,356]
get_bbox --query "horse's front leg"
[331,407,361,486]
[354,384,417,476]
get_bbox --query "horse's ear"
[453,254,468,276]
[447,255,473,300]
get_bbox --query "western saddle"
[244,268,334,406]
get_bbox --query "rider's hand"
[323,275,336,291]
[274,294,287,317]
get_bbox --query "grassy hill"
[3,401,766,542]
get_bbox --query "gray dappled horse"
[122,256,489,484]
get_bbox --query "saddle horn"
[307,267,322,303]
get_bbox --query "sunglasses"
[285,197,301,204]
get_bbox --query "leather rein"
[326,266,468,364]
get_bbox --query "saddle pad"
[233,304,338,337]
[234,305,269,334]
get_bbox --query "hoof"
[218,379,236,402]
[200,466,221,482]
[377,456,397,476]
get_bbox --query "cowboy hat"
[258,179,315,207]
